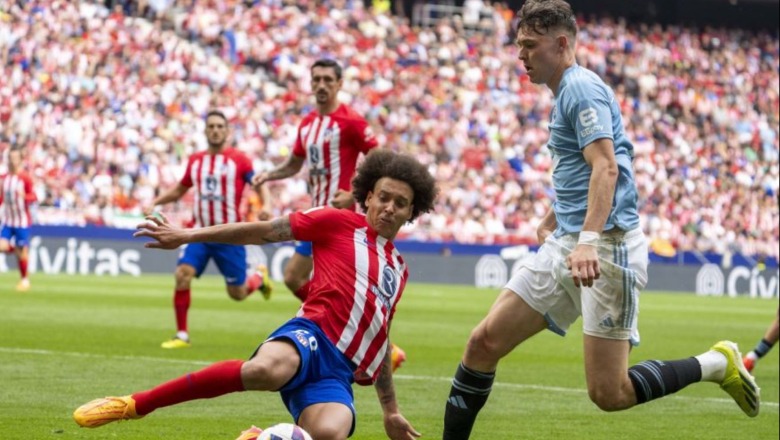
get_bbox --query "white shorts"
[505,228,648,345]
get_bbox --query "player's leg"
[272,319,358,440]
[73,327,304,429]
[161,244,207,348]
[11,227,31,291]
[284,242,314,301]
[584,230,759,416]
[443,289,547,440]
[297,403,353,440]
[218,244,272,300]
[444,240,574,440]
[0,225,13,253]
[743,308,779,372]
[14,245,30,291]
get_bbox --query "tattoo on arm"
[375,351,396,407]
[261,217,294,244]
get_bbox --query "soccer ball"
[257,423,313,440]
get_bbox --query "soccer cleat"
[73,395,142,428]
[743,355,755,373]
[161,336,191,349]
[712,340,760,417]
[391,343,407,372]
[235,425,264,440]
[257,264,273,300]
[16,278,30,292]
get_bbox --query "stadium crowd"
[0,0,777,261]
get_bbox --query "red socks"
[174,289,191,333]
[19,258,27,279]
[245,271,262,294]
[132,360,245,415]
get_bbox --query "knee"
[226,286,248,301]
[174,266,194,286]
[465,327,501,361]
[587,385,631,412]
[240,358,275,389]
[303,424,347,440]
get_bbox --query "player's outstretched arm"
[252,154,305,188]
[134,214,294,249]
[375,343,421,440]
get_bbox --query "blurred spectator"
[0,0,777,261]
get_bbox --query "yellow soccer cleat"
[391,343,407,372]
[161,337,191,349]
[16,278,30,292]
[235,425,264,440]
[73,395,142,428]
[258,264,273,300]
[712,340,760,417]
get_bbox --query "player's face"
[311,66,342,107]
[8,150,22,171]
[516,27,564,85]
[205,115,228,148]
[365,177,414,240]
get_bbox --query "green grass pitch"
[0,273,777,439]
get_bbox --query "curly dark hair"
[517,0,577,36]
[352,150,438,222]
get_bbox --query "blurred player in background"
[442,2,760,438]
[73,149,437,440]
[253,59,407,373]
[0,148,37,292]
[743,308,779,372]
[145,110,271,349]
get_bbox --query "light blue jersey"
[547,64,640,237]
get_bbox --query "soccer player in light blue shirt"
[443,2,760,439]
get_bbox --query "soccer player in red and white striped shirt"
[253,59,379,302]
[144,110,271,349]
[74,150,438,440]
[0,148,37,291]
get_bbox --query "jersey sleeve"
[23,175,36,203]
[292,121,307,158]
[288,207,347,243]
[564,80,615,149]
[179,156,195,188]
[355,118,379,153]
[238,152,255,184]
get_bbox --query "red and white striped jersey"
[180,148,254,227]
[292,104,378,208]
[289,207,408,380]
[0,172,36,227]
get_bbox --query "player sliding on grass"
[442,2,760,439]
[73,149,437,440]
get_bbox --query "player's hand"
[251,172,269,189]
[566,244,600,288]
[383,412,421,440]
[330,189,355,209]
[133,213,188,250]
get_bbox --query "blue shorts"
[0,226,30,248]
[295,241,313,257]
[177,242,247,286]
[259,318,357,436]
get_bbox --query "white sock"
[746,351,758,361]
[695,350,727,382]
[176,331,189,341]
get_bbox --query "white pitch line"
[2,347,777,409]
